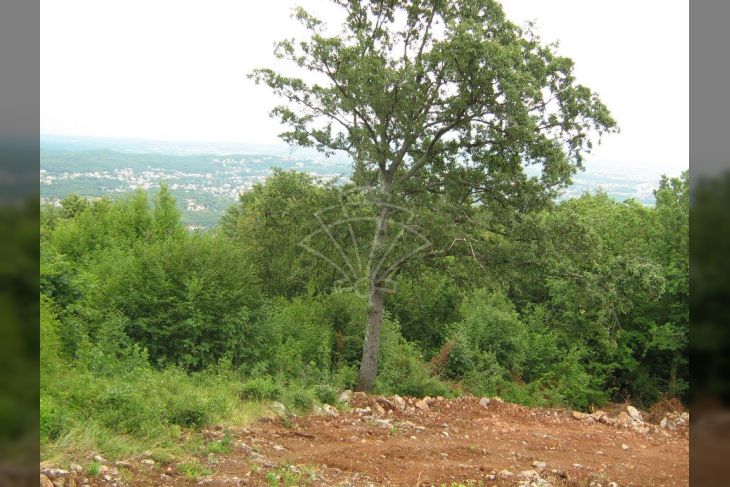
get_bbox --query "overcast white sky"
[40,0,688,172]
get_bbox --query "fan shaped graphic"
[298,187,431,294]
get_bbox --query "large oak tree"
[252,0,616,391]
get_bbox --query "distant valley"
[40,135,683,227]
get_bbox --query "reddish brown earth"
[51,395,689,487]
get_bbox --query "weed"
[87,462,100,476]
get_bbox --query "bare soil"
[72,395,689,486]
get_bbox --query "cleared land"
[41,395,688,487]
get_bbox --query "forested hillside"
[40,170,688,464]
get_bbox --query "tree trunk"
[356,187,391,391]
[356,280,386,391]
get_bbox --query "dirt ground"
[49,395,689,487]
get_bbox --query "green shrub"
[40,396,65,441]
[331,365,358,390]
[375,317,452,398]
[312,384,338,405]
[87,462,101,476]
[281,385,316,411]
[240,376,283,401]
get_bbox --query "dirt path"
[48,395,689,487]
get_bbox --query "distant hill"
[40,135,683,227]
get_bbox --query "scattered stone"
[572,411,589,420]
[271,401,287,415]
[485,474,496,481]
[373,418,392,429]
[141,459,155,467]
[532,461,546,469]
[479,397,491,407]
[114,461,131,469]
[41,469,69,479]
[353,392,367,400]
[591,410,607,420]
[615,411,631,427]
[323,404,339,417]
[498,469,514,478]
[660,417,669,428]
[376,396,397,410]
[392,395,406,410]
[160,474,171,481]
[627,405,642,421]
[415,399,429,410]
[600,415,617,426]
[373,403,386,415]
[93,455,108,464]
[492,396,504,403]
[442,430,450,438]
[273,445,286,452]
[621,443,630,450]
[40,475,54,487]
[354,407,371,415]
[338,389,353,403]
[519,470,540,480]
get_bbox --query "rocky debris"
[519,470,540,481]
[40,468,87,487]
[372,418,392,429]
[479,397,491,407]
[270,401,287,415]
[532,461,546,469]
[660,411,689,431]
[250,451,277,468]
[614,411,630,427]
[591,410,606,421]
[322,404,339,417]
[570,404,685,436]
[141,459,155,467]
[338,389,353,403]
[392,395,406,410]
[621,443,630,450]
[93,455,108,464]
[627,405,642,421]
[373,403,386,415]
[41,469,70,479]
[375,396,397,410]
[414,399,429,410]
[498,469,514,479]
[354,406,371,415]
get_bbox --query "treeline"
[40,169,688,456]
